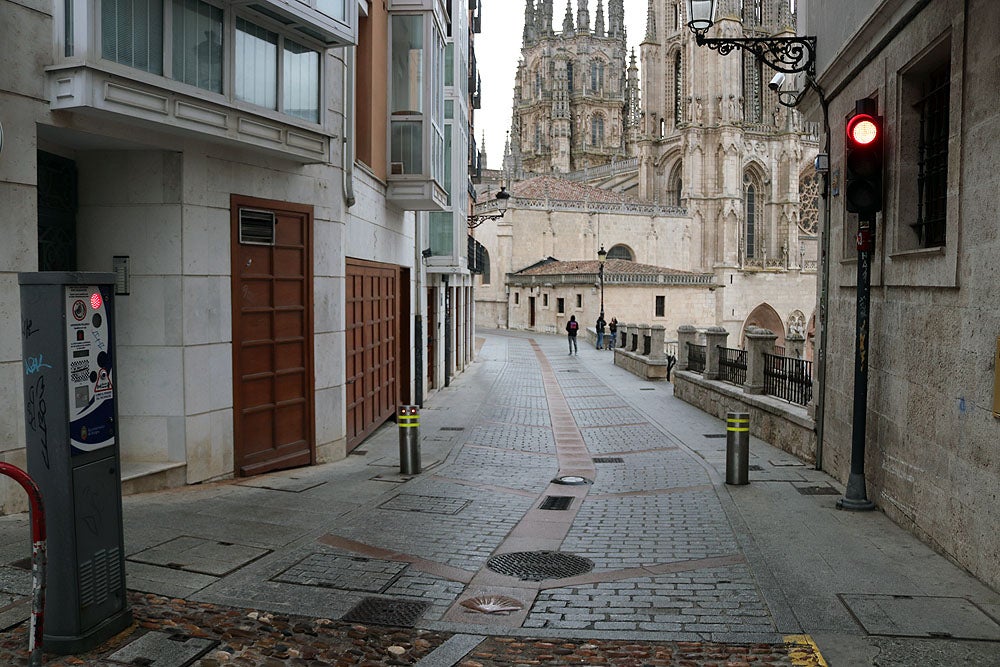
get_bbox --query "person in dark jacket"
[566,315,579,355]
[607,317,618,349]
[596,315,606,349]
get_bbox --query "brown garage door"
[231,196,314,476]
[346,259,400,450]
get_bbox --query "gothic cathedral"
[484,0,818,349]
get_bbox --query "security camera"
[768,72,785,91]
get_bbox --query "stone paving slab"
[129,536,271,576]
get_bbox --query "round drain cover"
[553,475,591,485]
[486,551,594,581]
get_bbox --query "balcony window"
[283,39,320,122]
[387,7,446,209]
[102,0,164,74]
[172,0,223,93]
[235,18,278,110]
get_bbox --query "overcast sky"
[476,2,648,170]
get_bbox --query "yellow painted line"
[784,635,829,667]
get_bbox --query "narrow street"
[1,330,998,666]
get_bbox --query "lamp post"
[597,245,607,320]
[468,186,511,229]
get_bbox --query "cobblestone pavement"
[4,332,998,665]
[0,592,825,666]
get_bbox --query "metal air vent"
[239,209,275,246]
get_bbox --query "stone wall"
[673,371,816,464]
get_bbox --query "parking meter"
[18,272,132,653]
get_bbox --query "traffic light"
[844,102,884,216]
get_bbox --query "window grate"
[239,209,275,245]
[913,64,950,248]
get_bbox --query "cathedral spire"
[608,0,624,38]
[644,0,657,42]
[523,0,535,45]
[577,0,590,34]
[563,0,574,34]
[594,0,605,37]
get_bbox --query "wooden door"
[529,297,536,327]
[231,196,314,476]
[346,259,399,449]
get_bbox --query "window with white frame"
[99,0,321,121]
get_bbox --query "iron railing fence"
[687,343,706,373]
[763,353,813,406]
[718,346,748,386]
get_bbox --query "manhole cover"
[459,595,524,614]
[486,551,594,581]
[342,597,429,628]
[552,475,591,485]
[796,485,840,495]
[539,495,573,510]
[593,457,624,463]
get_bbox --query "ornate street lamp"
[597,245,607,320]
[467,186,511,229]
[685,0,816,76]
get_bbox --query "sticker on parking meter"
[65,285,115,453]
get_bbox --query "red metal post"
[0,462,47,666]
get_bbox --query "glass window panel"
[445,43,454,87]
[391,14,424,114]
[172,0,223,93]
[235,18,278,110]
[283,39,320,122]
[102,0,164,74]
[316,0,345,22]
[390,120,423,173]
[429,211,453,255]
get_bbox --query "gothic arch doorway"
[741,303,785,350]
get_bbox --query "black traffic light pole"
[838,99,881,511]
[839,212,876,510]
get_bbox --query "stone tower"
[510,0,634,175]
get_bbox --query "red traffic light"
[848,115,879,145]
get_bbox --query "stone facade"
[477,1,820,355]
[800,0,1000,589]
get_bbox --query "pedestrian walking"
[607,317,618,350]
[595,315,606,350]
[566,315,579,354]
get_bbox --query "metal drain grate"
[703,433,728,439]
[593,457,624,464]
[440,427,465,431]
[348,449,368,456]
[539,495,573,510]
[796,485,841,495]
[639,387,655,391]
[341,597,429,628]
[486,551,594,581]
[749,465,764,471]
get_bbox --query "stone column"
[703,326,729,380]
[650,325,666,360]
[677,325,698,371]
[744,326,778,395]
[785,332,806,358]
